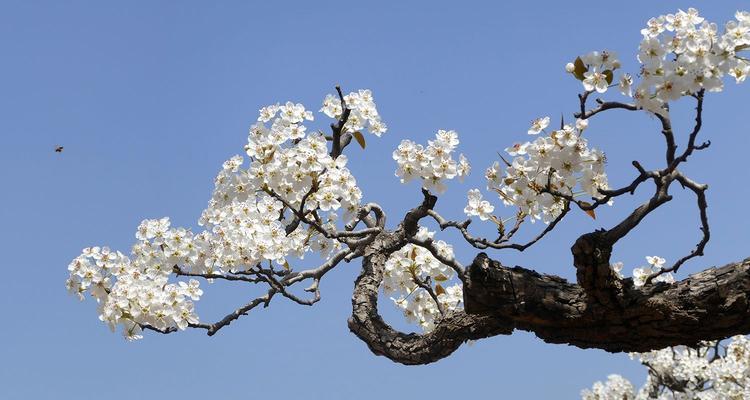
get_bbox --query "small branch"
[408,236,465,279]
[264,187,332,238]
[495,202,570,251]
[647,173,710,282]
[330,85,352,159]
[426,203,566,253]
[206,290,276,336]
[669,90,705,171]
[283,248,353,286]
[142,290,276,337]
[332,227,383,238]
[578,90,593,118]
[604,181,673,245]
[410,272,445,316]
[401,188,438,238]
[262,271,320,306]
[575,100,639,120]
[285,184,319,234]
[173,267,264,283]
[346,203,386,230]
[540,161,655,213]
[141,322,211,334]
[658,113,677,165]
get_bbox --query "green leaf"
[573,57,588,81]
[352,131,366,149]
[603,70,614,85]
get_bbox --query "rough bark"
[349,229,750,365]
[465,251,750,352]
[348,231,513,365]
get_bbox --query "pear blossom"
[382,227,463,332]
[585,335,750,399]
[481,118,610,223]
[464,189,495,221]
[528,116,550,135]
[393,130,470,193]
[582,71,610,93]
[619,73,634,97]
[68,89,388,340]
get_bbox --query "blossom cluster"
[382,227,463,332]
[581,374,636,400]
[570,9,750,115]
[632,256,675,286]
[393,130,470,193]
[467,116,608,224]
[66,224,205,341]
[565,50,622,94]
[464,189,495,221]
[321,89,387,136]
[68,90,387,339]
[583,335,750,399]
[610,256,675,287]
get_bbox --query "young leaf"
[435,283,446,296]
[433,274,449,282]
[352,131,366,149]
[489,215,506,237]
[579,201,596,220]
[491,187,512,203]
[409,247,417,260]
[603,70,614,85]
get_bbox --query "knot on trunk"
[571,230,623,306]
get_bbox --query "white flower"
[610,262,624,279]
[581,374,635,400]
[729,61,750,83]
[619,73,633,97]
[646,255,666,269]
[582,71,609,93]
[382,228,463,332]
[69,89,390,340]
[464,189,495,221]
[528,116,550,135]
[575,118,589,132]
[393,130,467,193]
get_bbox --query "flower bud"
[576,118,589,131]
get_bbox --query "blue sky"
[1,1,749,398]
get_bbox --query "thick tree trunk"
[349,229,750,365]
[465,255,750,352]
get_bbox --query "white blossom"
[68,89,388,340]
[393,130,470,193]
[381,227,463,332]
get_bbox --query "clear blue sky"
[1,1,749,398]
